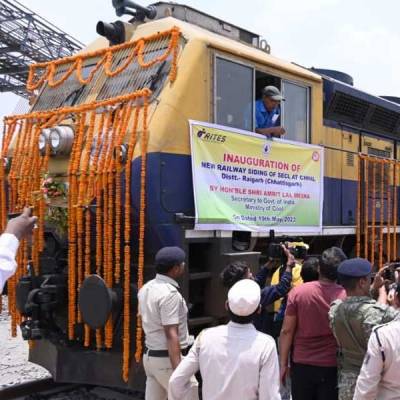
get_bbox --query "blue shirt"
[255,99,281,129]
[253,266,292,333]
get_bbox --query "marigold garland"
[26,27,181,92]
[122,105,141,382]
[393,165,398,260]
[68,113,87,337]
[2,25,165,382]
[77,111,96,320]
[114,104,134,284]
[379,161,385,268]
[84,210,91,347]
[95,112,113,277]
[104,107,124,349]
[387,165,392,263]
[134,93,149,366]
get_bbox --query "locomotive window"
[282,81,309,143]
[215,57,253,131]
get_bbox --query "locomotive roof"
[130,16,322,83]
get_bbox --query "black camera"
[267,230,308,262]
[384,262,400,281]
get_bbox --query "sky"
[1,0,400,118]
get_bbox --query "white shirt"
[169,322,281,400]
[138,273,189,350]
[0,233,19,294]
[354,319,400,400]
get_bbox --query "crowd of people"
[1,209,400,399]
[138,244,400,400]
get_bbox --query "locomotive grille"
[367,147,392,159]
[326,91,400,135]
[368,106,399,133]
[329,92,369,124]
[346,152,354,167]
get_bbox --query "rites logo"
[197,129,226,143]
[262,142,271,156]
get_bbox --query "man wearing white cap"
[169,279,281,400]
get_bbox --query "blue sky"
[1,0,400,118]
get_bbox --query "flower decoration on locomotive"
[0,26,182,383]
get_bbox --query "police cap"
[338,258,372,277]
[155,246,186,267]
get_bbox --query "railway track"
[0,378,144,400]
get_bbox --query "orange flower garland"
[122,105,141,382]
[27,27,181,92]
[77,111,96,318]
[134,93,149,365]
[115,104,134,284]
[68,113,87,338]
[3,89,152,379]
[84,209,91,347]
[1,24,179,383]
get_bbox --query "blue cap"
[155,246,186,267]
[338,258,372,277]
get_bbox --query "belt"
[144,347,189,357]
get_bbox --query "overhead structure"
[0,0,84,98]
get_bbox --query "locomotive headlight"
[50,131,60,149]
[49,126,74,155]
[38,129,51,154]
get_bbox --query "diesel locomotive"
[2,0,400,391]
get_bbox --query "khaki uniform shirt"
[169,322,281,400]
[354,319,400,400]
[138,274,189,350]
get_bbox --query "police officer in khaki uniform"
[138,247,198,400]
[329,258,399,400]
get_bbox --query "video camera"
[267,230,309,263]
[383,262,400,281]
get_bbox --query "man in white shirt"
[354,284,400,400]
[0,207,38,293]
[169,279,281,400]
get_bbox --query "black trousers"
[291,362,338,400]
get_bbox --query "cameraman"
[271,243,309,338]
[220,245,296,333]
[386,263,400,308]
